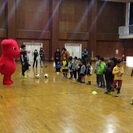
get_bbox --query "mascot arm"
[0,59,6,67]
[0,60,5,72]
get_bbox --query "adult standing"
[82,48,89,62]
[33,49,39,68]
[39,47,47,67]
[54,48,61,65]
[20,44,29,78]
[61,47,70,61]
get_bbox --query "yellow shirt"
[62,60,68,69]
[112,65,124,80]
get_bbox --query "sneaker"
[99,85,105,88]
[94,84,99,87]
[80,81,85,83]
[108,92,113,95]
[114,92,120,97]
[111,88,115,92]
[77,79,80,82]
[130,102,133,105]
[22,75,27,79]
[86,83,90,85]
[88,81,91,85]
[104,91,109,94]
[114,88,118,91]
[115,94,119,97]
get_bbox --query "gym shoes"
[99,85,105,88]
[114,92,120,97]
[115,94,119,97]
[104,91,112,95]
[104,91,109,94]
[130,102,133,105]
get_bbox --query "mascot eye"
[13,47,16,50]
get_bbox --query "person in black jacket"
[20,44,29,78]
[33,49,38,68]
[82,48,89,63]
[39,47,47,67]
[54,48,61,72]
[54,48,60,65]
[104,63,113,94]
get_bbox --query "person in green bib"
[97,57,106,88]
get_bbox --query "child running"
[111,59,124,97]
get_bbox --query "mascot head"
[1,39,20,58]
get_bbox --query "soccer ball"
[130,97,133,105]
[44,73,48,78]
[56,72,60,75]
[35,74,40,79]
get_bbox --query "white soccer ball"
[35,74,40,79]
[56,72,60,75]
[44,73,48,78]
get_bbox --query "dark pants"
[55,59,60,65]
[99,74,105,87]
[62,69,68,78]
[73,70,77,79]
[40,58,46,66]
[96,74,100,86]
[22,62,29,76]
[56,68,60,72]
[33,60,38,68]
[69,71,73,79]
[106,80,112,92]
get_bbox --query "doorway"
[65,43,82,58]
[23,42,43,63]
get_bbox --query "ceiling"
[99,0,133,2]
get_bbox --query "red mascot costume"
[0,39,20,85]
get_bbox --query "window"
[129,3,133,25]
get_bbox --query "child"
[72,56,78,80]
[79,61,86,83]
[94,55,100,86]
[68,56,73,79]
[85,62,93,85]
[77,58,82,82]
[62,57,68,78]
[104,63,113,94]
[20,44,29,78]
[111,59,124,97]
[55,61,61,73]
[97,57,106,88]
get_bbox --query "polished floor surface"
[0,62,133,133]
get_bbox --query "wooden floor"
[0,62,133,133]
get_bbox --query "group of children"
[20,44,124,97]
[55,55,124,97]
[55,56,93,85]
[94,55,124,97]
